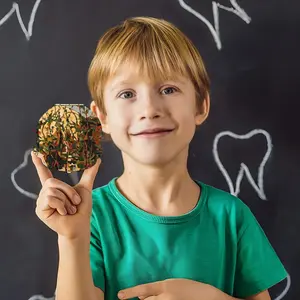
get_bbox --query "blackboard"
[1,0,299,299]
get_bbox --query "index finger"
[118,281,162,299]
[31,151,53,186]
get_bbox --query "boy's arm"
[220,289,270,300]
[245,290,271,300]
[94,288,104,300]
[55,236,104,300]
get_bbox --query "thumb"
[78,158,101,191]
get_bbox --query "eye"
[161,87,177,95]
[119,91,134,99]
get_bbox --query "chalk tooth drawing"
[11,148,80,198]
[178,0,251,50]
[213,129,272,200]
[11,148,73,300]
[274,274,291,300]
[0,0,42,40]
[11,148,38,199]
[213,129,292,297]
[28,294,55,300]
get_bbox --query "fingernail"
[118,292,124,299]
[69,206,77,214]
[73,195,81,204]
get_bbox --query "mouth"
[132,128,174,137]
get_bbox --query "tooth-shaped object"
[178,0,251,50]
[11,149,38,200]
[213,129,272,200]
[0,0,42,41]
[11,148,79,201]
[28,295,55,300]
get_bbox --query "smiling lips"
[132,128,174,137]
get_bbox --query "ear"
[195,93,210,126]
[90,101,110,134]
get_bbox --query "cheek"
[174,107,197,140]
[174,105,196,126]
[107,107,132,138]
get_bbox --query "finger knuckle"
[45,177,56,186]
[46,195,56,205]
[50,187,64,199]
[45,187,56,197]
[72,192,79,200]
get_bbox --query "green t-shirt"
[90,177,287,300]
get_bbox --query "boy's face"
[91,63,209,166]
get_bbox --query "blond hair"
[87,16,210,114]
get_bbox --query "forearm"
[56,236,98,300]
[208,285,242,300]
[218,293,241,300]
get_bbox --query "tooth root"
[213,129,272,200]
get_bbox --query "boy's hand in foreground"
[31,151,101,240]
[117,278,233,300]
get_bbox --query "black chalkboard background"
[0,0,299,299]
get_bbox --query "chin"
[132,149,186,167]
[120,141,190,167]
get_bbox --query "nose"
[138,92,163,120]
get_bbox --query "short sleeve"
[233,201,288,298]
[90,209,105,292]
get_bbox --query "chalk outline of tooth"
[213,129,272,200]
[28,295,55,300]
[0,0,42,41]
[178,0,251,50]
[11,148,79,199]
[213,130,292,297]
[274,273,291,300]
[11,149,38,199]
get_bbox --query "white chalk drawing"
[178,0,251,50]
[28,294,55,300]
[0,0,42,40]
[274,274,291,300]
[213,129,291,298]
[213,129,272,200]
[11,147,79,299]
[11,148,79,201]
[11,148,39,200]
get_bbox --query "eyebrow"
[109,80,132,92]
[109,78,187,92]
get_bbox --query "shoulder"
[196,180,256,236]
[198,180,250,215]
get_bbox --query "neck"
[116,151,200,216]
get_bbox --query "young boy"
[32,17,287,300]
